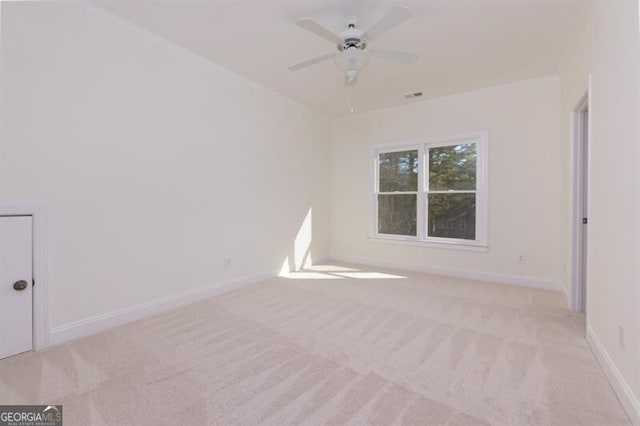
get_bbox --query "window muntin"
[373,135,486,246]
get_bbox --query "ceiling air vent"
[404,91,423,99]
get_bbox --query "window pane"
[428,193,476,240]
[378,194,417,236]
[429,143,476,191]
[379,150,418,192]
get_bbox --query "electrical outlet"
[618,325,625,349]
[224,257,231,269]
[519,255,526,264]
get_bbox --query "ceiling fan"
[288,6,418,86]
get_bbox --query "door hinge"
[582,218,588,224]
[32,279,35,287]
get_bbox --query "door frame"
[0,202,50,350]
[570,79,592,313]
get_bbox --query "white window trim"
[370,131,489,250]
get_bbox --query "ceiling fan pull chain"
[349,85,355,113]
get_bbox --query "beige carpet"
[0,263,630,425]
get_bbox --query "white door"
[0,216,33,359]
[578,106,589,312]
[572,103,589,313]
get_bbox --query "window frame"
[373,145,421,238]
[371,132,488,250]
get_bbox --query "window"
[377,150,418,236]
[373,133,487,247]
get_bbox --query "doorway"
[0,215,34,359]
[0,203,50,353]
[571,94,589,313]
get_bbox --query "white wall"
[0,2,330,333]
[559,0,640,422]
[330,76,565,289]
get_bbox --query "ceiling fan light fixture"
[334,46,370,73]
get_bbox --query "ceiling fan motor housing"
[339,38,366,51]
[338,26,366,52]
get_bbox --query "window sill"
[369,236,489,252]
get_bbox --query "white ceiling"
[90,0,591,117]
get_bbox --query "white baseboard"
[329,254,563,292]
[49,272,273,346]
[587,327,640,426]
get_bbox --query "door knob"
[13,280,28,291]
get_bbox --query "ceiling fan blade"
[370,48,418,64]
[296,18,343,45]
[363,6,412,40]
[288,53,336,71]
